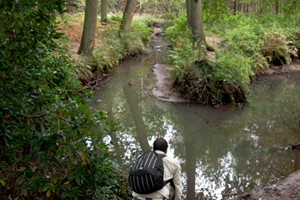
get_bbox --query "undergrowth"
[165,14,300,105]
[0,2,129,199]
[60,13,153,81]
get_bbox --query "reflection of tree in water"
[216,73,300,198]
[169,84,300,200]
[92,54,300,200]
[94,56,177,167]
[169,104,235,199]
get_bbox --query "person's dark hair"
[153,138,168,152]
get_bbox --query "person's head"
[153,138,168,153]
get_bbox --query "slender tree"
[189,0,206,48]
[100,0,108,23]
[234,0,239,14]
[186,0,192,27]
[275,0,280,14]
[78,0,99,58]
[119,0,138,35]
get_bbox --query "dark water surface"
[91,49,300,199]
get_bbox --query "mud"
[152,63,185,103]
[236,169,300,200]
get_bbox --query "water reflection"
[91,54,300,199]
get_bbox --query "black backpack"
[128,151,172,194]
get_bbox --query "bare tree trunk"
[190,0,206,48]
[78,0,99,58]
[100,0,108,23]
[186,0,192,27]
[119,0,138,35]
[234,0,238,14]
[275,0,279,14]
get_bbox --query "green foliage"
[252,53,270,74]
[93,35,124,74]
[132,20,153,44]
[170,51,252,105]
[160,0,186,20]
[214,52,254,89]
[261,32,295,65]
[218,15,263,56]
[210,14,300,69]
[137,0,185,20]
[140,14,165,27]
[164,14,193,47]
[202,0,229,21]
[0,1,128,199]
[93,18,151,75]
[109,14,123,23]
[167,13,300,105]
[168,43,196,83]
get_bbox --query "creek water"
[91,42,300,199]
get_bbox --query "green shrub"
[164,14,193,47]
[220,16,263,56]
[93,19,151,75]
[214,51,254,89]
[167,13,299,105]
[140,14,165,27]
[93,37,124,74]
[252,53,270,74]
[132,19,153,45]
[261,32,295,65]
[208,14,299,69]
[168,43,196,83]
[0,1,127,199]
[109,14,123,23]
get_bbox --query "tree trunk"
[275,0,279,14]
[119,0,138,35]
[78,0,99,58]
[100,0,108,23]
[190,0,206,48]
[186,0,192,27]
[234,0,238,15]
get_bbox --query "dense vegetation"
[165,13,300,105]
[0,1,130,199]
[60,12,152,88]
[1,0,299,199]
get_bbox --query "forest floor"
[151,36,300,200]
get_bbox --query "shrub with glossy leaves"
[0,1,128,199]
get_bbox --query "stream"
[90,39,300,199]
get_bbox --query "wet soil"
[236,169,300,200]
[152,63,186,103]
